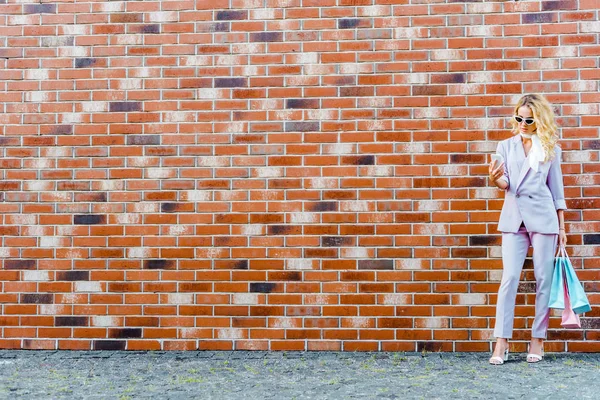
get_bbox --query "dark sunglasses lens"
[514,116,535,125]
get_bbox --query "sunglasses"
[514,115,536,125]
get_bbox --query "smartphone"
[491,153,504,165]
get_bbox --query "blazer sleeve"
[495,141,509,189]
[547,147,567,210]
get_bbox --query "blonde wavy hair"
[510,93,559,162]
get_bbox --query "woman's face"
[516,106,537,135]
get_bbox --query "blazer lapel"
[513,136,531,191]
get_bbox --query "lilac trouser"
[493,225,558,339]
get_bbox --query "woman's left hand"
[559,230,567,247]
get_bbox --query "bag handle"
[555,244,569,258]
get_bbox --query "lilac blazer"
[496,135,567,234]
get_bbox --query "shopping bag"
[548,250,565,309]
[548,245,591,315]
[561,281,581,328]
[563,250,592,314]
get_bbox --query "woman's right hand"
[488,160,505,185]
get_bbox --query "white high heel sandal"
[527,344,544,363]
[489,348,509,365]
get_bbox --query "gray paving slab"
[0,351,598,399]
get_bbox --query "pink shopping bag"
[561,280,581,328]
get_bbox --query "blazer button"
[528,195,533,199]
[516,194,520,198]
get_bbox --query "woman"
[488,94,567,364]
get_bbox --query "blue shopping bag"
[548,252,565,310]
[548,246,591,315]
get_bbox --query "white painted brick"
[431,49,463,61]
[467,25,497,37]
[269,318,295,329]
[24,226,46,236]
[217,328,245,339]
[360,5,389,16]
[489,270,503,281]
[295,52,318,64]
[168,294,193,304]
[580,21,600,33]
[184,56,212,66]
[348,317,371,328]
[455,294,486,305]
[436,165,466,176]
[23,91,44,102]
[252,8,276,19]
[215,55,237,65]
[75,282,102,292]
[25,181,52,191]
[303,64,330,75]
[340,201,370,212]
[168,225,187,236]
[39,236,62,248]
[58,46,88,57]
[406,73,429,84]
[185,190,211,201]
[286,259,314,270]
[60,293,82,304]
[562,151,593,163]
[232,293,259,305]
[306,109,334,120]
[128,247,152,258]
[164,112,193,123]
[198,157,229,167]
[414,108,447,119]
[568,103,598,115]
[81,102,108,112]
[116,214,141,224]
[415,200,445,211]
[290,213,317,224]
[241,224,264,236]
[99,180,124,191]
[56,227,75,237]
[418,318,449,329]
[148,11,178,22]
[146,168,173,179]
[310,178,338,189]
[9,15,37,25]
[256,167,283,178]
[415,223,446,235]
[100,1,125,12]
[339,63,372,74]
[22,271,50,281]
[323,143,354,154]
[92,316,119,327]
[395,259,426,270]
[40,305,68,315]
[341,247,369,258]
[128,157,153,167]
[238,65,260,76]
[24,69,49,80]
[474,188,502,199]
[364,166,393,177]
[31,158,53,169]
[198,88,218,99]
[61,25,89,35]
[62,113,83,124]
[45,147,70,158]
[380,294,410,305]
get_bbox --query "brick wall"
[1,0,599,352]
